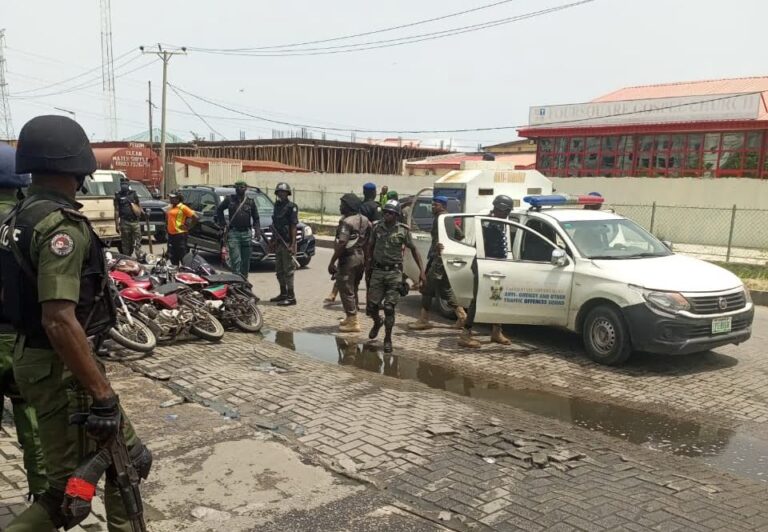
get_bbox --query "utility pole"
[0,29,14,140]
[140,44,186,196]
[147,81,153,150]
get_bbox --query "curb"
[751,290,768,307]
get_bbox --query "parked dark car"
[182,185,316,268]
[129,180,169,243]
[399,194,461,231]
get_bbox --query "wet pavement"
[263,328,768,483]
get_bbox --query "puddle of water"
[261,329,768,482]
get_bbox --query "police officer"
[1,116,151,531]
[360,182,381,223]
[458,194,514,348]
[409,195,468,331]
[329,193,371,333]
[0,142,47,500]
[365,200,425,353]
[216,180,260,278]
[269,182,299,306]
[113,176,143,258]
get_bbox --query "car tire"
[154,229,167,243]
[297,256,311,268]
[582,305,632,366]
[436,297,457,319]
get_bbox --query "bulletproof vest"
[361,200,381,223]
[272,200,296,242]
[227,195,256,230]
[0,196,116,340]
[115,190,139,222]
[482,219,507,259]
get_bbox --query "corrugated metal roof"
[593,76,768,102]
[174,156,307,172]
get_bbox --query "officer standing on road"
[165,191,198,265]
[409,195,468,331]
[329,193,371,333]
[113,176,143,258]
[1,115,151,531]
[360,182,381,223]
[458,194,514,348]
[269,182,299,306]
[0,142,48,500]
[366,200,425,353]
[216,180,260,278]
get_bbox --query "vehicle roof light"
[524,194,605,209]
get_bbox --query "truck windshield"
[559,218,671,259]
[129,182,153,200]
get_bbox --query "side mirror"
[551,248,568,267]
[662,240,673,251]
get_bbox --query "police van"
[433,194,754,365]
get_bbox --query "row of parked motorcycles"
[105,249,263,354]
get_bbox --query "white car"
[436,206,754,365]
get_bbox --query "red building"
[518,76,768,178]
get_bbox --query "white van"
[435,198,754,365]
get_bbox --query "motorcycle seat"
[204,273,247,284]
[154,282,186,295]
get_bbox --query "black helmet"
[16,115,96,176]
[340,192,362,213]
[275,182,291,195]
[492,194,514,212]
[0,142,30,189]
[169,191,183,201]
[382,199,401,215]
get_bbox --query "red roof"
[593,75,768,120]
[405,153,535,170]
[174,156,306,172]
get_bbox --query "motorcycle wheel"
[191,310,225,341]
[233,300,263,333]
[108,315,157,353]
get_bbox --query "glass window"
[685,152,701,170]
[520,220,558,262]
[584,152,599,170]
[704,133,720,152]
[639,135,655,151]
[539,138,554,153]
[539,154,553,170]
[446,217,476,248]
[553,154,566,170]
[569,137,584,152]
[744,151,759,170]
[655,135,671,151]
[746,132,762,150]
[554,138,568,152]
[719,152,742,170]
[671,134,685,151]
[721,132,744,150]
[199,192,217,213]
[585,137,600,153]
[246,191,276,216]
[687,134,704,151]
[619,135,634,152]
[637,153,652,169]
[560,218,670,259]
[602,136,619,152]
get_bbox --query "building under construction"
[163,138,448,175]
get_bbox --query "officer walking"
[360,182,381,223]
[269,182,299,306]
[165,191,198,265]
[113,176,143,258]
[458,194,514,348]
[216,180,260,278]
[328,193,371,333]
[365,200,425,353]
[0,142,47,500]
[409,195,468,330]
[1,115,151,531]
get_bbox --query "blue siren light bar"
[524,194,605,208]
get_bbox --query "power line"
[179,0,522,52]
[169,83,227,140]
[169,85,762,135]
[188,1,595,57]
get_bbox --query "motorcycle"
[179,250,263,333]
[107,278,157,353]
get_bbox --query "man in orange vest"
[166,191,198,265]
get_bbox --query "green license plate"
[711,317,732,334]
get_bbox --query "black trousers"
[168,233,188,265]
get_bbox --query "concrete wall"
[551,177,768,209]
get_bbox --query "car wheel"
[154,229,167,243]
[582,305,632,366]
[436,297,457,319]
[297,256,311,268]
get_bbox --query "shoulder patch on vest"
[50,232,75,256]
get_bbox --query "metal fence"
[612,203,768,264]
[262,188,768,265]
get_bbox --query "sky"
[2,0,765,150]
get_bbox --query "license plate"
[711,317,732,334]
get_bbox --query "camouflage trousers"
[366,269,403,313]
[335,250,364,316]
[120,221,142,258]
[421,258,458,311]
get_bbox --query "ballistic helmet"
[0,142,30,189]
[492,194,514,212]
[275,182,291,195]
[433,195,448,207]
[383,199,401,215]
[363,182,376,192]
[15,115,96,176]
[340,192,362,213]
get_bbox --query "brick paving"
[120,330,768,531]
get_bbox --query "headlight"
[303,226,313,237]
[744,287,752,303]
[643,290,690,312]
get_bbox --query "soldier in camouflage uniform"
[409,195,468,331]
[0,142,47,499]
[365,200,425,353]
[329,193,371,333]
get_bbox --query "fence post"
[649,201,657,234]
[726,204,737,263]
[320,188,325,224]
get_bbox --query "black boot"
[278,289,297,306]
[383,312,395,353]
[270,284,287,302]
[368,314,383,339]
